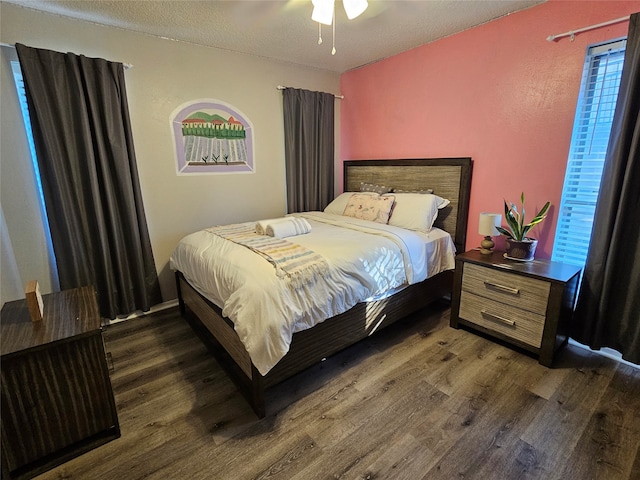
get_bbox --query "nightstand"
[1,286,120,480]
[450,250,581,366]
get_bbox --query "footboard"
[176,269,453,418]
[176,273,265,416]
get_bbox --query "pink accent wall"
[340,0,639,258]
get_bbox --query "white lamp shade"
[479,213,502,236]
[343,0,368,19]
[312,0,335,25]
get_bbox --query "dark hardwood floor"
[36,303,640,480]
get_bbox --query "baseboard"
[106,299,179,325]
[568,338,639,369]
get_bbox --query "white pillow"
[393,188,434,194]
[384,193,450,232]
[323,192,378,215]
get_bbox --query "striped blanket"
[206,222,329,288]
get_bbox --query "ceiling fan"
[312,0,369,24]
[311,0,369,54]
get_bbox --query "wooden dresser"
[450,250,581,366]
[1,286,120,480]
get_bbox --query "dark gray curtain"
[283,88,334,213]
[16,44,162,319]
[572,13,640,364]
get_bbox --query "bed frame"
[176,157,472,417]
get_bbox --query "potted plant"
[496,193,550,261]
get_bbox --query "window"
[552,39,626,267]
[11,60,59,278]
[11,62,44,203]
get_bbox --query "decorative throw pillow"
[343,193,395,224]
[360,182,393,194]
[324,192,378,215]
[384,193,450,232]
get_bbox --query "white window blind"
[10,60,59,278]
[552,39,626,267]
[11,61,43,199]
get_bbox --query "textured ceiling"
[3,0,545,73]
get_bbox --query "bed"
[172,158,472,417]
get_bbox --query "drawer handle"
[481,310,516,327]
[483,281,520,295]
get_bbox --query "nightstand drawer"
[459,291,545,347]
[462,263,550,314]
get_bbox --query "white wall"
[0,2,341,304]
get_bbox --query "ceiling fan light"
[312,0,334,25]
[343,0,368,20]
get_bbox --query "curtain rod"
[547,15,630,42]
[277,85,344,99]
[0,42,133,69]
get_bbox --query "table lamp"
[478,212,502,254]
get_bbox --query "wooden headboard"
[343,158,473,253]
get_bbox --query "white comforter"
[170,212,455,375]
